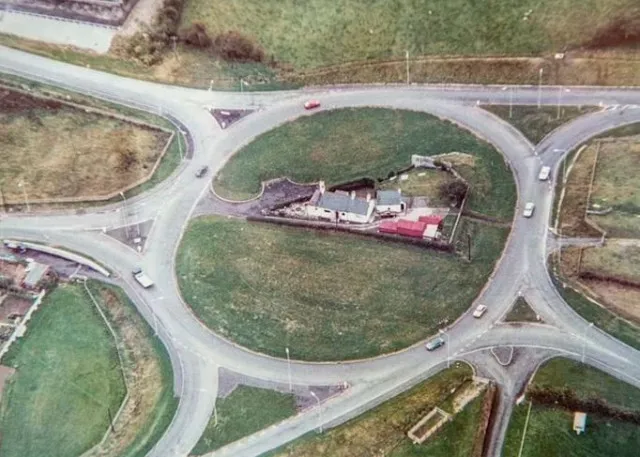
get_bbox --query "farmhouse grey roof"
[316,192,370,216]
[377,190,404,206]
[23,262,49,288]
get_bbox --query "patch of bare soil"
[0,294,33,323]
[582,278,640,325]
[0,365,16,402]
[83,287,166,457]
[0,88,63,114]
[584,12,640,50]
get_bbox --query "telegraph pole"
[467,233,472,261]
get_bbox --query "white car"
[473,304,487,318]
[523,202,535,218]
[538,166,551,181]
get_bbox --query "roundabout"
[3,44,640,457]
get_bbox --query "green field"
[213,108,515,219]
[483,105,598,144]
[180,0,635,69]
[177,216,508,360]
[264,364,480,457]
[192,386,296,455]
[0,285,127,457]
[551,268,640,351]
[503,358,640,457]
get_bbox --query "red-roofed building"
[378,221,398,234]
[418,215,444,227]
[396,220,427,238]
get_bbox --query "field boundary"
[0,83,175,205]
[0,289,45,361]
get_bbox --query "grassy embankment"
[263,364,487,457]
[192,386,296,455]
[503,358,640,457]
[213,108,515,221]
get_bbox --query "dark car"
[195,166,209,178]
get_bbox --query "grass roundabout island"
[179,108,515,361]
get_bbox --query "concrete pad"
[0,10,116,53]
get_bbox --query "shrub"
[179,22,212,48]
[212,31,265,62]
[439,180,468,207]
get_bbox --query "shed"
[418,215,444,227]
[424,224,440,239]
[376,190,406,215]
[573,412,587,435]
[378,221,398,234]
[396,220,427,238]
[22,262,49,290]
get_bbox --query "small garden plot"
[588,135,640,238]
[0,88,172,204]
[378,168,459,207]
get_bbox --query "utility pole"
[18,180,30,212]
[581,322,594,363]
[537,68,544,109]
[439,329,450,368]
[405,50,410,85]
[119,191,129,240]
[208,79,214,91]
[509,86,513,119]
[467,233,472,262]
[171,36,179,61]
[286,347,292,393]
[107,407,116,433]
[556,86,562,119]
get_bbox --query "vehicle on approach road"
[195,166,209,178]
[132,268,154,288]
[523,202,535,218]
[473,304,488,318]
[538,166,551,181]
[425,336,445,351]
[304,99,321,110]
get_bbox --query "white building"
[376,189,406,215]
[307,182,376,224]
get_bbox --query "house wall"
[376,204,403,214]
[306,203,375,224]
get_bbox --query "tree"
[212,31,265,62]
[439,180,468,207]
[179,22,212,48]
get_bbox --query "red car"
[304,99,321,110]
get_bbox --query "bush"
[179,22,212,48]
[439,180,468,207]
[212,31,265,62]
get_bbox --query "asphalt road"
[3,44,640,457]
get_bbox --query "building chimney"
[319,180,325,194]
[350,191,356,200]
[366,193,371,202]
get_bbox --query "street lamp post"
[119,191,129,240]
[405,50,410,85]
[439,329,450,368]
[310,391,323,433]
[537,68,544,109]
[18,180,30,212]
[286,347,293,393]
[581,322,594,363]
[208,79,214,91]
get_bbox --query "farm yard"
[503,358,640,457]
[0,86,172,206]
[177,216,508,361]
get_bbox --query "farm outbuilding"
[418,215,444,227]
[378,221,398,234]
[22,262,49,290]
[307,182,376,224]
[396,220,427,238]
[376,189,406,215]
[423,224,440,239]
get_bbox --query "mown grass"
[378,168,456,205]
[504,296,539,322]
[503,357,640,457]
[180,0,635,69]
[483,105,598,144]
[213,108,515,219]
[177,216,508,361]
[192,386,296,455]
[0,284,126,457]
[264,364,475,457]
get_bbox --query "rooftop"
[23,262,49,288]
[316,191,371,216]
[377,189,404,206]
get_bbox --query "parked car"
[195,166,209,178]
[538,166,551,181]
[304,99,321,110]
[523,202,535,218]
[473,304,488,318]
[132,267,154,288]
[425,336,445,351]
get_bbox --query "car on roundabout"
[523,202,535,218]
[304,99,321,110]
[425,336,445,351]
[473,304,487,318]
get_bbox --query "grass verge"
[482,105,598,144]
[0,284,127,457]
[504,296,539,322]
[192,386,296,455]
[503,357,640,457]
[177,216,508,361]
[263,364,478,457]
[213,108,515,220]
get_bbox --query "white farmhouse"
[307,182,376,224]
[376,189,406,216]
